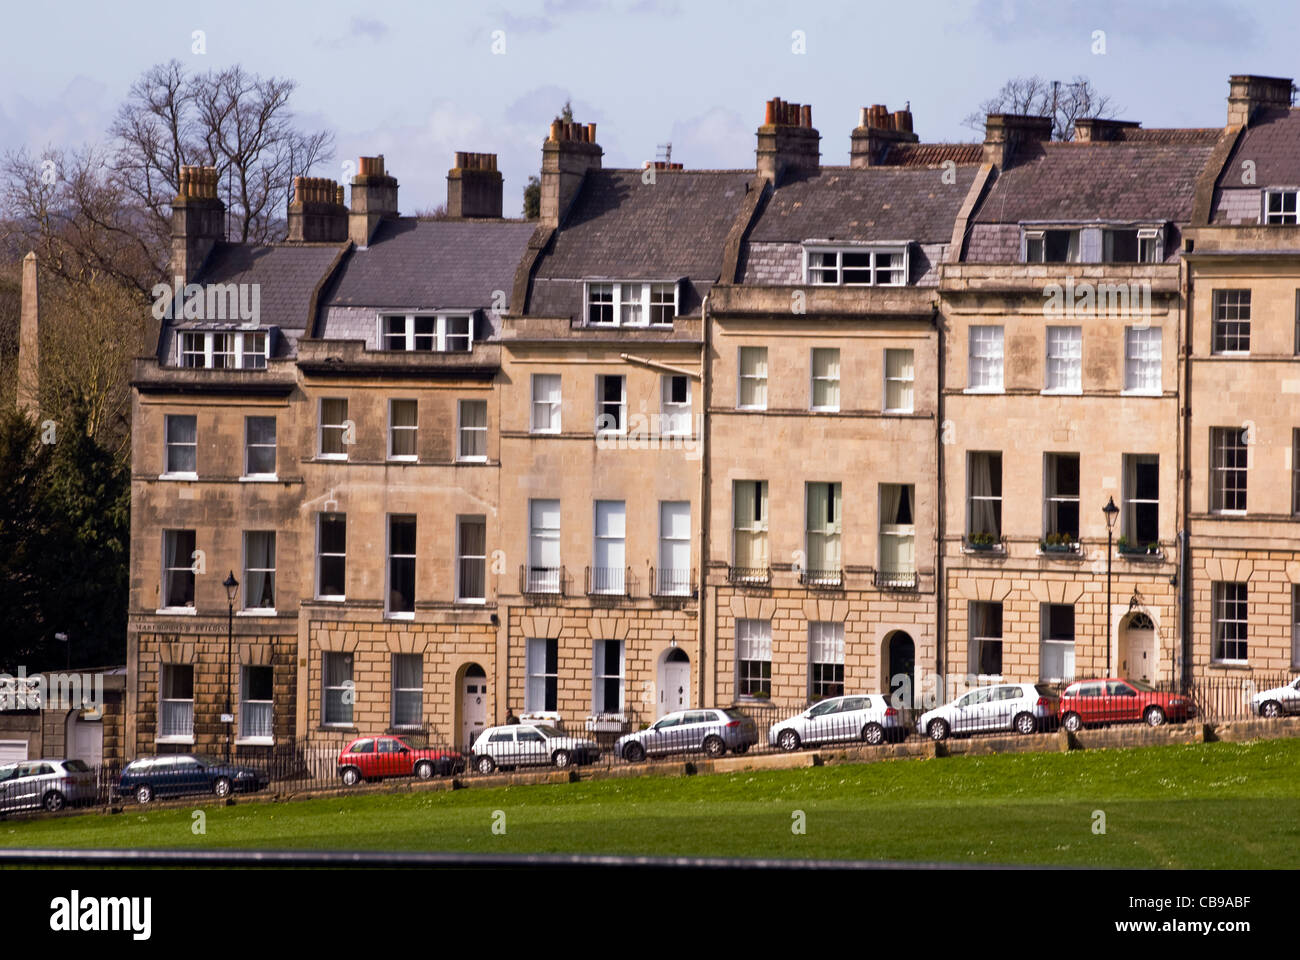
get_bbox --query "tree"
[963,75,1119,142]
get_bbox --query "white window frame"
[526,637,559,713]
[162,414,197,479]
[883,348,915,413]
[1210,426,1248,515]
[583,281,678,327]
[805,481,842,576]
[1211,582,1249,664]
[160,529,197,612]
[378,313,474,352]
[808,622,845,700]
[176,329,271,369]
[241,530,276,614]
[810,347,840,412]
[967,325,1004,393]
[531,374,562,434]
[879,483,916,576]
[387,398,419,462]
[738,346,768,410]
[1123,454,1160,546]
[736,619,773,697]
[242,415,277,480]
[592,638,625,715]
[969,601,1004,679]
[318,397,349,460]
[1211,290,1251,355]
[237,665,274,744]
[595,374,627,435]
[1039,604,1076,684]
[322,652,354,726]
[592,500,627,595]
[657,501,691,597]
[316,513,346,602]
[660,374,692,436]
[1264,188,1299,225]
[157,664,195,743]
[1123,326,1162,395]
[456,515,487,604]
[732,480,769,571]
[528,499,562,593]
[457,399,488,462]
[386,514,417,620]
[1044,326,1082,395]
[391,653,423,730]
[803,244,908,286]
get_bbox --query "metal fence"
[1,673,1295,818]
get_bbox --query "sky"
[0,0,1290,216]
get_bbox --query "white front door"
[659,659,690,719]
[67,716,103,766]
[461,674,488,750]
[1121,629,1156,684]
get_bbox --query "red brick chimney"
[288,176,348,242]
[540,119,602,227]
[1227,74,1294,126]
[982,114,1054,168]
[756,97,820,183]
[849,103,919,167]
[349,155,399,247]
[171,165,224,283]
[447,152,503,218]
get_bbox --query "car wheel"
[622,742,646,763]
[927,719,949,742]
[1144,706,1166,727]
[340,766,361,786]
[213,777,232,798]
[553,750,572,768]
[777,729,802,752]
[703,735,726,758]
[1014,712,1037,736]
[862,723,885,745]
[1062,712,1083,733]
[42,790,65,813]
[1261,701,1283,719]
[135,784,153,804]
[476,755,496,774]
[414,761,434,780]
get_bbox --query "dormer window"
[804,245,907,286]
[178,328,271,369]
[1024,229,1080,263]
[380,314,473,352]
[1264,189,1299,225]
[584,282,677,327]
[1104,228,1164,263]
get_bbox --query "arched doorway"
[882,631,916,707]
[458,663,488,751]
[658,648,690,719]
[1119,613,1157,684]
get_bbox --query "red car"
[1058,678,1194,732]
[337,735,464,785]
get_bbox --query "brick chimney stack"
[982,114,1054,168]
[447,152,503,218]
[171,165,224,284]
[849,102,919,167]
[288,176,348,242]
[1227,74,1294,126]
[16,251,39,417]
[756,97,820,184]
[1073,117,1142,142]
[540,119,602,227]
[349,155,399,247]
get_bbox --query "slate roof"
[973,140,1217,224]
[1218,107,1300,187]
[747,165,982,244]
[323,218,537,310]
[879,142,985,166]
[528,169,753,317]
[191,242,343,334]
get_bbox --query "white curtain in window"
[806,483,841,570]
[812,349,840,409]
[740,348,767,407]
[969,455,998,536]
[734,482,768,568]
[245,532,275,608]
[885,349,914,410]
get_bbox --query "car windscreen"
[1034,684,1059,698]
[1128,679,1155,692]
[62,759,91,772]
[529,725,562,738]
[721,708,748,720]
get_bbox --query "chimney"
[16,252,39,417]
[982,114,1054,168]
[349,155,399,247]
[1073,117,1141,142]
[171,165,224,284]
[756,97,820,183]
[1227,74,1294,126]
[540,119,602,227]
[447,152,503,218]
[288,176,348,242]
[850,102,919,167]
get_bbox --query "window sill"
[1209,661,1252,670]
[1119,390,1162,398]
[386,456,418,464]
[882,407,915,415]
[1210,510,1248,518]
[234,737,274,747]
[155,735,195,745]
[809,406,840,414]
[316,454,348,462]
[1040,389,1082,397]
[314,595,346,603]
[155,607,197,616]
[455,457,488,464]
[530,429,561,436]
[158,473,198,482]
[455,598,487,606]
[736,405,768,412]
[385,612,415,621]
[962,388,1004,395]
[239,475,279,483]
[237,608,277,617]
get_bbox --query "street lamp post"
[223,572,239,764]
[1102,497,1119,676]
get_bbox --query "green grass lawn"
[4,739,1299,867]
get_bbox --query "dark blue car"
[116,754,267,803]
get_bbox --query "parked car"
[768,695,905,751]
[615,707,759,761]
[1251,677,1300,718]
[0,759,96,813]
[918,683,1060,740]
[1058,678,1193,731]
[116,754,267,804]
[471,724,600,773]
[336,735,464,786]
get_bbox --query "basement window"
[1264,189,1299,225]
[804,245,907,286]
[584,282,678,327]
[177,328,271,369]
[379,314,473,352]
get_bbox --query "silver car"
[470,724,600,773]
[615,708,759,761]
[0,758,97,813]
[1252,677,1300,717]
[917,683,1059,740]
[769,695,905,751]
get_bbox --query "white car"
[917,683,1060,740]
[470,723,600,773]
[768,695,904,751]
[1252,677,1300,718]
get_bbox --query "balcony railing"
[873,569,918,591]
[727,566,772,586]
[800,568,844,589]
[586,566,632,598]
[650,566,696,599]
[520,564,565,597]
